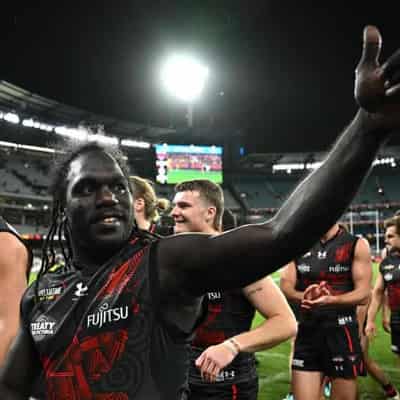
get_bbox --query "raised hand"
[355,26,400,127]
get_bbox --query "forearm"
[281,286,304,304]
[272,110,389,259]
[232,314,297,353]
[330,287,370,307]
[367,292,384,322]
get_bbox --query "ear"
[206,206,217,225]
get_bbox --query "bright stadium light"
[161,54,209,127]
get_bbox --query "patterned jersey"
[295,227,359,323]
[380,250,400,325]
[21,237,196,400]
[189,289,257,385]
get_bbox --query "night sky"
[1,2,399,153]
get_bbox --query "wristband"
[229,337,241,353]
[222,338,241,356]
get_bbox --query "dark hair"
[384,215,400,234]
[174,179,224,231]
[35,142,144,303]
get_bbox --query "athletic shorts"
[390,324,400,355]
[188,377,258,400]
[292,320,365,379]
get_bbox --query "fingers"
[382,49,400,83]
[358,25,382,69]
[199,358,220,382]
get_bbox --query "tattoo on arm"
[246,286,263,297]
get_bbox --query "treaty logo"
[31,314,57,340]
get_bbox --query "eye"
[74,180,96,196]
[112,183,127,194]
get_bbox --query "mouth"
[92,213,125,227]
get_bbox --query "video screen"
[155,144,223,184]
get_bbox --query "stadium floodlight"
[161,54,209,127]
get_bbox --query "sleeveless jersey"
[189,289,257,385]
[380,250,400,325]
[295,227,359,323]
[0,216,32,279]
[21,237,194,400]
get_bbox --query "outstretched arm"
[158,26,400,296]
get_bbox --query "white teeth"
[102,217,117,223]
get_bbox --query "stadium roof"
[0,81,176,141]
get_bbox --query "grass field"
[166,169,223,184]
[254,266,399,399]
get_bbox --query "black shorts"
[292,319,365,379]
[188,377,258,400]
[390,324,400,355]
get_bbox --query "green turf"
[166,169,223,184]
[254,266,399,399]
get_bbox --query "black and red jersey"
[192,289,255,348]
[294,227,359,322]
[21,237,193,400]
[0,216,32,279]
[380,250,400,325]
[189,289,257,385]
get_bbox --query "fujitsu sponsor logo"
[383,264,395,271]
[87,303,129,328]
[328,264,349,273]
[207,292,221,300]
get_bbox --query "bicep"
[352,239,373,288]
[0,327,40,395]
[279,262,297,292]
[244,276,293,319]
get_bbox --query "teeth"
[102,217,117,223]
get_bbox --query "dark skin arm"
[157,26,400,297]
[0,327,41,399]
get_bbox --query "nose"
[170,205,180,219]
[96,185,118,206]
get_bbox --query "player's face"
[64,151,134,259]
[385,226,400,252]
[171,190,213,233]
